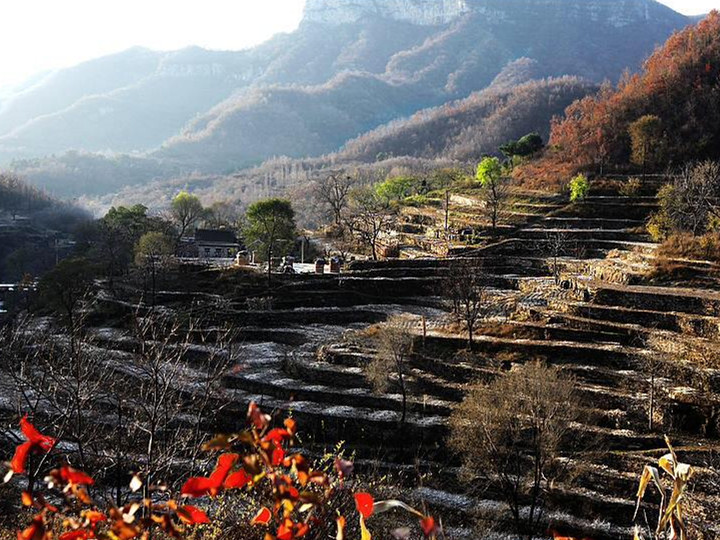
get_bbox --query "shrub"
[450,362,580,540]
[375,176,418,202]
[568,174,590,202]
[619,177,643,197]
[4,406,440,540]
[655,232,720,262]
[647,162,720,240]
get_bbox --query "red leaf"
[182,453,238,498]
[59,530,90,540]
[420,516,437,537]
[17,515,45,540]
[248,402,270,431]
[277,520,293,540]
[208,453,239,485]
[263,428,291,445]
[179,505,210,525]
[250,507,272,526]
[224,470,250,490]
[10,442,33,474]
[60,467,95,486]
[20,416,55,451]
[271,446,285,467]
[354,492,374,519]
[84,511,107,527]
[181,477,215,498]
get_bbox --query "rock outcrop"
[302,0,686,28]
[302,0,470,25]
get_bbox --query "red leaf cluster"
[7,405,441,540]
[10,416,56,475]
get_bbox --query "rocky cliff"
[302,0,686,28]
[302,0,470,25]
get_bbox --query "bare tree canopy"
[450,362,581,540]
[445,259,488,350]
[365,316,415,426]
[315,173,353,228]
[345,186,396,261]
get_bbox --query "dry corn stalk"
[633,436,694,540]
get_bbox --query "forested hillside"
[334,77,593,163]
[521,11,720,187]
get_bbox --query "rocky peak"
[302,0,470,26]
[301,0,686,28]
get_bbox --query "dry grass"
[651,233,720,279]
[656,233,720,262]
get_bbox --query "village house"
[178,229,241,260]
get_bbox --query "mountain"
[155,0,690,173]
[3,0,693,198]
[333,76,594,163]
[78,77,595,215]
[521,11,720,188]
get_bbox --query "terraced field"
[3,188,720,538]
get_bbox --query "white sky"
[0,0,717,89]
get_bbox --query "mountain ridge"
[1,0,695,200]
[301,0,685,27]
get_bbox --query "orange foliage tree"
[520,12,720,188]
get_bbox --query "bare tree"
[0,309,234,506]
[346,186,396,260]
[134,232,175,306]
[450,362,581,540]
[445,259,487,350]
[544,230,570,286]
[655,161,720,236]
[365,316,415,426]
[316,173,353,228]
[124,313,233,502]
[1,315,114,495]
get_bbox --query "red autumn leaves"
[181,453,248,498]
[354,492,374,519]
[6,406,440,540]
[353,492,439,539]
[9,416,56,476]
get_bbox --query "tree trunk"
[467,320,474,351]
[151,264,156,307]
[397,362,407,427]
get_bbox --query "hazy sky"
[0,0,717,89]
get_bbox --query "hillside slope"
[333,76,594,163]
[520,10,720,187]
[82,77,593,212]
[155,0,690,173]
